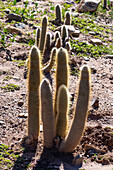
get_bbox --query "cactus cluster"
[26,4,91,153]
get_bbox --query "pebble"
[72,154,83,165]
[5,26,23,35]
[92,97,99,109]
[14,23,25,29]
[18,101,24,107]
[18,113,28,118]
[105,55,113,59]
[83,57,90,61]
[0,120,5,125]
[89,31,96,35]
[71,12,79,17]
[4,9,11,14]
[89,39,103,45]
[72,30,80,37]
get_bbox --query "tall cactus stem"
[59,65,91,152]
[41,79,56,148]
[27,46,41,140]
[39,16,48,53]
[65,11,71,25]
[36,27,41,47]
[55,4,62,22]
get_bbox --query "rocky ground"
[0,0,113,169]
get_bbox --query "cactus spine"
[27,46,41,140]
[59,65,91,152]
[56,85,69,138]
[39,16,48,53]
[54,47,69,117]
[65,11,71,25]
[55,4,62,22]
[36,28,41,47]
[41,79,55,148]
[42,48,57,73]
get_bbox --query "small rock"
[5,26,23,35]
[72,30,80,37]
[89,38,102,45]
[4,9,11,14]
[18,101,24,107]
[91,66,96,74]
[92,97,99,109]
[89,31,96,35]
[83,57,90,61]
[18,113,28,118]
[77,0,101,12]
[14,23,25,29]
[72,154,83,165]
[0,120,5,125]
[105,55,113,59]
[7,13,22,22]
[71,12,79,17]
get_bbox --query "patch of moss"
[1,84,20,92]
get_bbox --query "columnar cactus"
[65,11,71,25]
[65,42,71,52]
[27,46,41,140]
[41,79,55,148]
[58,65,91,152]
[61,25,68,47]
[55,4,62,22]
[55,37,62,49]
[56,85,69,138]
[54,47,69,117]
[54,31,60,40]
[45,32,51,50]
[36,27,41,48]
[39,16,48,53]
[42,47,57,73]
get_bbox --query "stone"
[4,9,11,14]
[89,31,96,35]
[92,97,99,109]
[0,120,5,125]
[72,154,83,165]
[18,113,28,118]
[71,12,79,17]
[5,26,23,35]
[89,38,102,45]
[83,57,90,61]
[77,0,101,12]
[105,55,113,59]
[7,13,22,22]
[72,30,80,37]
[14,23,25,29]
[18,101,24,107]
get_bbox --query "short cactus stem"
[42,48,57,73]
[39,16,48,54]
[54,31,60,40]
[55,37,62,49]
[65,11,71,25]
[27,46,41,140]
[65,42,71,52]
[41,79,55,148]
[45,32,51,50]
[59,65,91,152]
[55,4,62,22]
[54,47,69,117]
[61,25,68,47]
[56,85,69,138]
[36,27,41,47]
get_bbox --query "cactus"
[27,46,41,140]
[61,25,68,47]
[58,65,91,152]
[41,79,55,148]
[65,42,71,52]
[55,4,62,22]
[45,32,51,50]
[36,27,41,48]
[54,47,69,117]
[55,37,62,49]
[54,31,60,40]
[56,85,69,138]
[39,16,48,53]
[65,11,71,25]
[42,48,57,73]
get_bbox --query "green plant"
[65,11,71,25]
[55,4,62,22]
[39,16,48,54]
[1,84,20,92]
[27,46,42,141]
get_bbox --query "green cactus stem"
[42,48,57,73]
[65,42,71,52]
[27,46,41,140]
[56,85,69,138]
[55,37,62,49]
[54,47,69,117]
[61,25,68,47]
[41,79,55,148]
[65,11,71,25]
[54,31,60,40]
[59,65,91,152]
[55,4,62,22]
[39,16,48,53]
[36,27,41,48]
[45,32,51,50]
